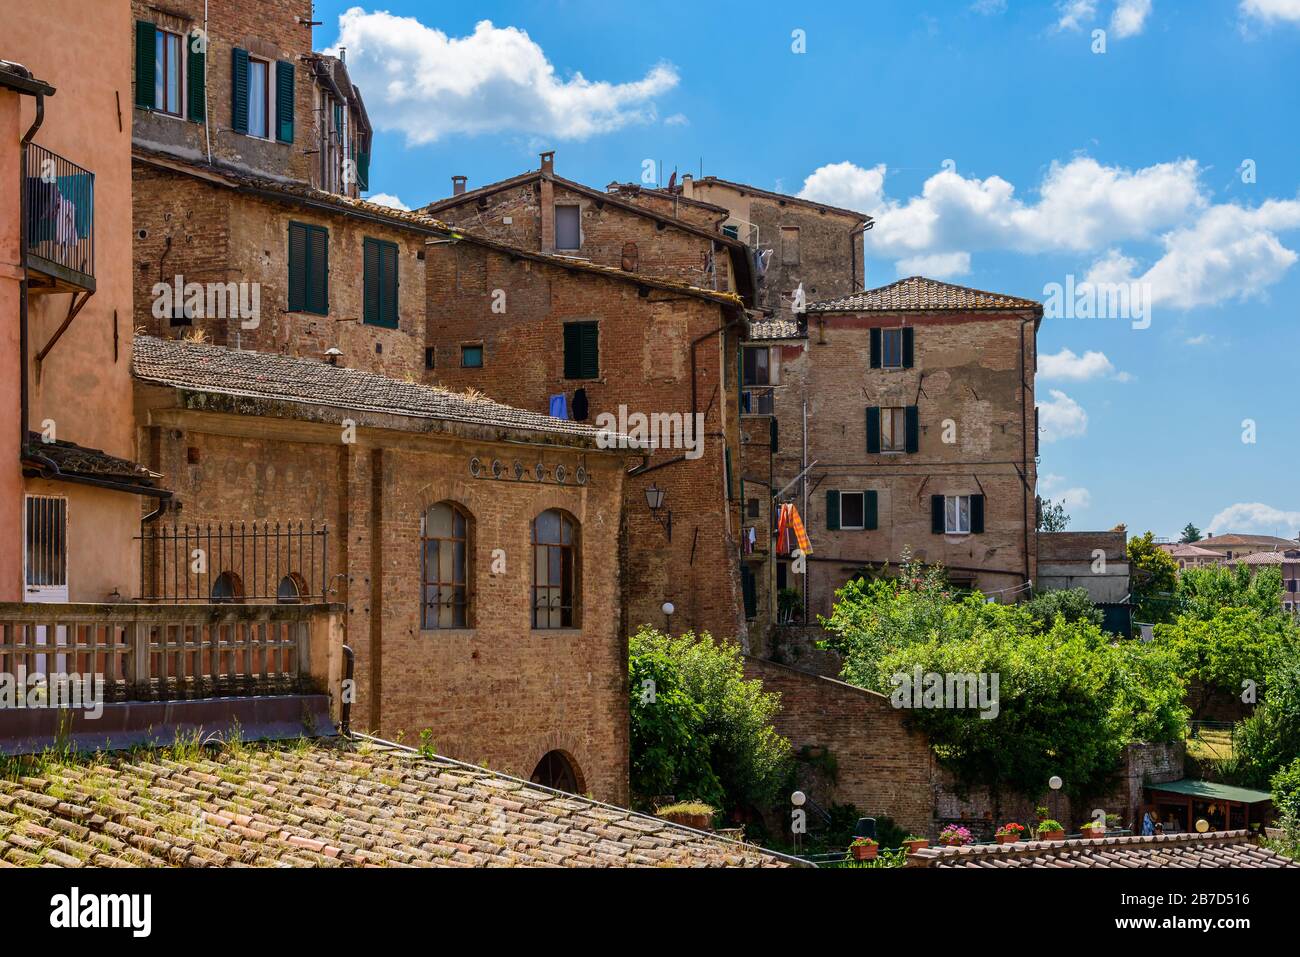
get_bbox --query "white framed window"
[840,491,867,530]
[248,57,271,138]
[881,406,906,452]
[945,494,972,534]
[155,29,184,117]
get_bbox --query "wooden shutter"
[275,60,294,143]
[971,494,985,534]
[564,323,597,378]
[903,327,915,368]
[380,241,398,326]
[186,35,205,122]
[287,222,308,312]
[135,22,156,109]
[356,149,370,191]
[905,405,920,453]
[362,238,380,325]
[866,407,880,453]
[580,323,599,379]
[870,328,882,369]
[307,224,328,314]
[864,490,878,530]
[826,490,841,531]
[231,47,249,134]
[931,495,945,534]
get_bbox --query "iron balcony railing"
[23,142,94,291]
[136,521,329,604]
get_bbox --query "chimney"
[539,151,556,252]
[539,150,555,176]
[452,175,467,196]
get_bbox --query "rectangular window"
[882,328,903,368]
[424,347,435,370]
[24,495,68,598]
[461,344,483,368]
[880,407,906,452]
[247,58,270,138]
[840,492,866,530]
[155,29,183,116]
[747,499,761,519]
[363,237,399,327]
[555,205,581,250]
[743,346,771,386]
[287,222,329,315]
[945,495,972,534]
[563,321,599,379]
[781,226,800,265]
[742,390,774,415]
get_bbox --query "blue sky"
[314,0,1300,541]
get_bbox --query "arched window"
[532,508,578,629]
[276,573,305,604]
[531,750,582,794]
[422,502,471,628]
[210,571,244,604]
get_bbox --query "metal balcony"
[23,142,94,293]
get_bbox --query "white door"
[23,495,69,675]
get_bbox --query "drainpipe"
[1019,313,1037,593]
[18,89,46,467]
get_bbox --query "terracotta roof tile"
[0,739,795,868]
[806,276,1042,314]
[909,831,1297,868]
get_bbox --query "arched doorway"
[530,750,582,794]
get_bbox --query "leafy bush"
[628,627,792,814]
[1128,531,1180,624]
[1233,640,1300,788]
[1176,564,1284,620]
[1023,588,1104,631]
[1154,607,1289,718]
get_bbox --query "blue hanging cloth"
[548,394,569,419]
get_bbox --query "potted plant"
[777,587,804,625]
[902,834,930,853]
[1036,819,1066,842]
[1080,819,1106,839]
[938,824,974,847]
[849,837,878,861]
[654,801,715,831]
[995,822,1025,844]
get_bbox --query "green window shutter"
[563,322,598,378]
[357,150,370,191]
[275,60,295,143]
[864,490,878,530]
[971,494,985,534]
[866,407,880,453]
[135,21,156,109]
[362,238,380,325]
[186,36,205,123]
[287,222,307,312]
[870,327,881,369]
[380,241,398,327]
[231,47,249,134]
[931,495,946,535]
[563,324,582,379]
[903,327,915,368]
[580,323,599,379]
[905,405,920,453]
[307,224,329,315]
[826,490,841,531]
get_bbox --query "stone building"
[133,334,636,802]
[1037,530,1130,603]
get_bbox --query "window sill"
[530,627,583,634]
[419,628,476,636]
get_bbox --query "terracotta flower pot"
[851,843,878,861]
[1038,829,1065,842]
[902,839,929,853]
[1080,828,1104,840]
[661,811,711,830]
[996,832,1021,844]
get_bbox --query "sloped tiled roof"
[1231,550,1300,566]
[1200,534,1299,548]
[806,276,1042,314]
[133,336,618,443]
[1159,542,1222,558]
[909,831,1296,869]
[22,433,161,488]
[748,317,805,341]
[0,739,795,867]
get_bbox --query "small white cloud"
[1185,333,1211,346]
[365,192,410,211]
[664,113,689,127]
[971,0,1007,12]
[1055,0,1098,31]
[1111,0,1153,38]
[797,161,887,214]
[1039,347,1115,381]
[1208,502,1300,536]
[1038,389,1088,442]
[894,251,971,278]
[1240,0,1300,25]
[1040,474,1092,511]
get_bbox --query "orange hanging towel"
[789,504,812,555]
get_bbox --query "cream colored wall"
[21,479,141,602]
[0,93,24,600]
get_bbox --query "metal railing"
[137,521,329,604]
[24,142,94,290]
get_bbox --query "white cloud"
[1084,197,1300,309]
[664,113,689,127]
[1038,390,1088,442]
[1040,473,1092,511]
[797,161,887,215]
[1055,0,1098,31]
[1185,333,1211,345]
[894,251,971,278]
[1208,502,1300,536]
[328,9,678,144]
[1038,347,1116,381]
[365,192,410,211]
[1111,0,1153,37]
[1240,0,1300,24]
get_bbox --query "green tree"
[1234,636,1300,788]
[1037,498,1070,532]
[1176,563,1284,620]
[628,627,792,814]
[1022,588,1104,631]
[1154,607,1288,720]
[1128,531,1181,624]
[1180,523,1202,543]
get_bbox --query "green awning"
[1148,779,1273,804]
